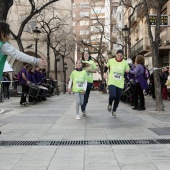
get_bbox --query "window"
[73,21,76,26]
[91,7,105,14]
[113,7,117,14]
[91,26,103,33]
[73,13,76,17]
[91,35,101,41]
[80,21,89,26]
[80,12,89,17]
[80,3,89,8]
[80,30,89,35]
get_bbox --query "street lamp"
[122,25,129,59]
[55,50,60,80]
[64,62,67,94]
[33,27,41,58]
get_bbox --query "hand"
[103,73,107,79]
[68,88,71,93]
[26,80,30,85]
[82,90,85,94]
[38,59,46,67]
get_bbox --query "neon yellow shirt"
[107,58,130,88]
[82,60,97,83]
[70,70,87,92]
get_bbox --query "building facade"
[122,0,170,70]
[6,0,75,91]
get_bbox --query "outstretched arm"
[1,42,46,66]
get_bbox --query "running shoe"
[82,111,86,116]
[107,105,112,112]
[75,115,80,120]
[112,112,116,118]
[20,103,28,107]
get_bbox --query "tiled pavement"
[0,91,170,170]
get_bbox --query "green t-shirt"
[107,58,130,88]
[82,60,97,83]
[0,41,7,80]
[70,70,87,92]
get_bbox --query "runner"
[68,60,87,119]
[81,51,97,115]
[104,49,130,117]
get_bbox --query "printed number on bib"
[113,73,122,80]
[77,82,84,88]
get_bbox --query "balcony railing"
[129,37,150,58]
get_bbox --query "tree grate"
[0,139,170,146]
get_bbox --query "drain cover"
[0,139,170,146]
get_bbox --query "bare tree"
[122,0,168,111]
[75,1,112,82]
[37,9,70,77]
[143,0,168,111]
[8,0,59,52]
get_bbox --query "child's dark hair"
[0,21,10,41]
[82,51,92,61]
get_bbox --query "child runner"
[68,60,87,119]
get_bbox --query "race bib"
[77,82,84,88]
[113,73,122,80]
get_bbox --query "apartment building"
[73,0,110,59]
[110,0,123,54]
[6,0,75,91]
[123,0,170,69]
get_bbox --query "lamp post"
[33,27,41,58]
[122,25,129,59]
[55,51,60,80]
[64,62,67,94]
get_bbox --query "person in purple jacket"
[28,67,36,104]
[19,63,30,106]
[129,55,148,111]
[34,66,41,84]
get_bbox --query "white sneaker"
[75,115,80,120]
[112,112,116,118]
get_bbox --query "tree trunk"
[143,0,164,111]
[152,42,164,110]
[0,0,13,20]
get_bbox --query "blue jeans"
[108,85,123,112]
[81,82,93,112]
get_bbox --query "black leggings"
[134,82,145,107]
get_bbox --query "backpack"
[17,71,21,81]
[143,66,150,80]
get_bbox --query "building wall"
[6,0,75,91]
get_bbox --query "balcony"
[129,37,150,58]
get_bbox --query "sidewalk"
[0,91,170,170]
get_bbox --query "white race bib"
[76,82,84,88]
[113,73,122,80]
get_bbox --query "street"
[0,91,170,170]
